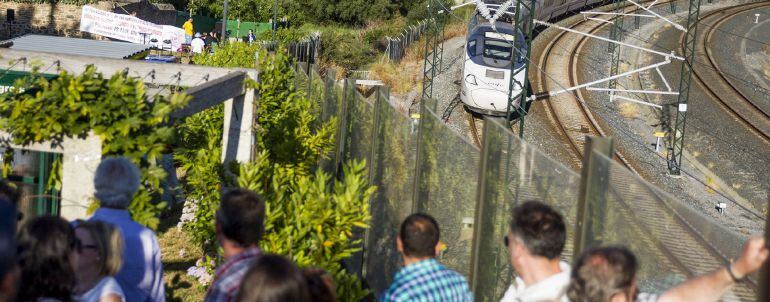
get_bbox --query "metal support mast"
[505,0,537,138]
[607,0,625,102]
[420,0,446,109]
[667,0,702,175]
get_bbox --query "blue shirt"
[381,258,473,302]
[91,208,165,302]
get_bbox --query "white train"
[460,13,529,117]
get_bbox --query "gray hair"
[94,157,141,209]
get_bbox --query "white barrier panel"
[79,6,185,51]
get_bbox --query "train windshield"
[483,39,512,61]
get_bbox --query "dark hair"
[567,246,638,302]
[16,215,76,302]
[236,255,310,302]
[303,268,336,302]
[0,180,20,221]
[509,200,566,259]
[0,198,17,278]
[217,189,265,246]
[399,213,440,258]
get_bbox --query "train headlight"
[465,74,478,86]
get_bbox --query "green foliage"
[238,154,374,301]
[0,66,190,229]
[255,26,311,43]
[175,105,225,251]
[254,48,336,169]
[192,42,260,68]
[318,30,375,70]
[178,46,373,300]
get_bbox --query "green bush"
[0,66,189,229]
[319,30,375,70]
[192,42,260,68]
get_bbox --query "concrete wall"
[0,0,176,40]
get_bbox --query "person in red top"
[204,189,265,302]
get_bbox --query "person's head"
[249,29,253,34]
[507,201,566,264]
[397,213,440,259]
[567,246,638,302]
[216,189,265,249]
[16,215,76,302]
[0,199,18,302]
[194,32,202,38]
[303,268,336,302]
[236,255,310,302]
[0,181,20,222]
[72,220,123,279]
[94,157,140,210]
[188,18,193,22]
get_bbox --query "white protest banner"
[80,6,185,51]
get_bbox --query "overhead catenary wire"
[459,1,768,219]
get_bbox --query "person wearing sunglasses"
[500,200,570,302]
[72,220,125,302]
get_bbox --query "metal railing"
[258,33,320,64]
[383,19,433,63]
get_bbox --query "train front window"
[483,39,512,61]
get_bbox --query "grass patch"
[159,205,207,302]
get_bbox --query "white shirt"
[190,38,206,53]
[500,261,571,302]
[74,276,126,302]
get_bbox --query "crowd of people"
[0,156,767,302]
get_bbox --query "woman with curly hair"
[16,215,77,302]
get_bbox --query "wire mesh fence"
[383,19,434,63]
[294,63,760,301]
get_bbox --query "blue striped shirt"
[381,258,473,302]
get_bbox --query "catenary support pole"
[667,0,702,175]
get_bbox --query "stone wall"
[0,0,176,40]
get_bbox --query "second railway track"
[529,1,758,300]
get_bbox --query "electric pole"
[420,0,446,111]
[607,0,625,102]
[221,0,228,41]
[667,0,702,175]
[505,0,537,138]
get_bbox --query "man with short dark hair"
[0,198,18,302]
[568,238,770,302]
[204,188,265,302]
[381,213,472,301]
[501,200,570,302]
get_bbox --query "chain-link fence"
[294,64,761,301]
[383,19,434,63]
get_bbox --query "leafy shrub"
[179,46,372,300]
[193,42,260,68]
[238,155,374,301]
[0,66,189,228]
[319,30,375,70]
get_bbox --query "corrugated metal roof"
[7,35,152,59]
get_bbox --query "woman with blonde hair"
[72,220,125,302]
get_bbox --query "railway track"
[695,2,770,142]
[529,1,758,300]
